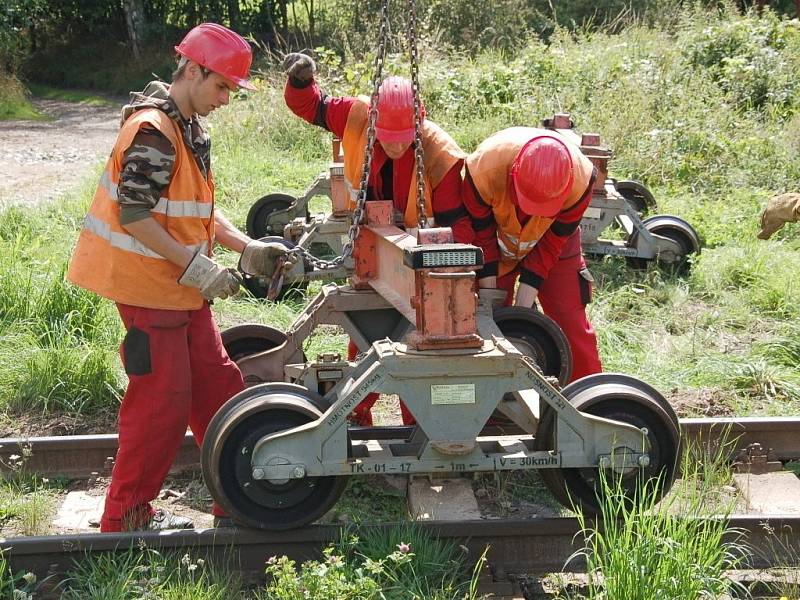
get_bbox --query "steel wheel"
[485,307,571,430]
[202,383,348,530]
[240,236,309,300]
[626,215,701,272]
[245,193,305,239]
[614,180,657,214]
[534,373,681,514]
[493,306,572,385]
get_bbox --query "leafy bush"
[682,9,800,112]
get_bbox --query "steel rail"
[2,417,800,478]
[2,515,799,595]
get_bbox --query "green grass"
[26,83,118,106]
[556,443,748,600]
[57,527,485,600]
[0,71,43,121]
[0,5,799,430]
[0,449,67,536]
[262,526,485,600]
[61,549,249,600]
[330,476,407,523]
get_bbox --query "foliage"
[3,5,800,429]
[683,9,800,112]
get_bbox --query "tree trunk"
[122,0,146,61]
[279,0,289,33]
[227,0,240,29]
[302,0,315,42]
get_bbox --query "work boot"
[147,509,194,530]
[213,515,235,528]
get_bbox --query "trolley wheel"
[221,323,287,362]
[614,180,657,214]
[221,323,306,388]
[202,383,348,530]
[534,373,681,514]
[493,306,572,385]
[245,193,306,239]
[626,215,701,272]
[241,236,309,301]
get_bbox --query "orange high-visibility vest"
[466,127,593,276]
[341,97,465,227]
[67,109,215,310]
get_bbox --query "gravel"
[0,98,121,208]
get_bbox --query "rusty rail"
[2,417,799,479]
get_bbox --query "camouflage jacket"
[117,81,212,224]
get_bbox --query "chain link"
[407,0,428,230]
[291,0,390,271]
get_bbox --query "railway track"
[2,417,799,479]
[2,416,800,594]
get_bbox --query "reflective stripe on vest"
[67,108,214,310]
[82,213,209,259]
[341,98,464,228]
[98,171,213,219]
[497,235,538,261]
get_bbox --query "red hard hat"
[175,23,256,90]
[375,76,425,143]
[511,135,574,217]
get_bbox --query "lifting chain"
[407,0,429,230]
[287,0,389,271]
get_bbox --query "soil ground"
[0,98,120,208]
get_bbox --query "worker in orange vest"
[463,127,602,382]
[283,52,473,425]
[67,23,292,532]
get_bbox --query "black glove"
[282,52,316,82]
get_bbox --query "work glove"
[282,52,316,82]
[178,251,242,301]
[239,240,298,278]
[758,193,800,240]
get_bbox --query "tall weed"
[562,444,748,599]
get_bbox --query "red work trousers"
[347,340,415,425]
[497,231,602,382]
[100,302,244,532]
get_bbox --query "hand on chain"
[239,240,298,278]
[178,252,242,301]
[282,52,316,82]
[758,192,800,240]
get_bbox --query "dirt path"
[0,98,121,207]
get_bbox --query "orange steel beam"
[351,200,483,349]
